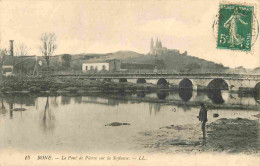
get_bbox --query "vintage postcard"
[0,0,259,166]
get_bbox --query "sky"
[0,0,260,68]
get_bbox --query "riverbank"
[0,76,257,95]
[0,76,259,111]
[135,118,260,155]
[0,76,160,94]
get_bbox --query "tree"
[0,49,7,72]
[40,33,57,74]
[15,43,29,57]
[15,43,30,73]
[61,54,72,69]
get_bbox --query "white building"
[2,65,14,76]
[82,62,109,72]
[82,59,120,72]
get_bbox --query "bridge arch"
[207,90,225,104]
[157,90,169,100]
[157,78,168,86]
[254,82,260,98]
[137,78,146,84]
[119,78,127,83]
[179,78,193,91]
[254,82,260,91]
[207,78,229,90]
[179,90,192,102]
[178,79,193,102]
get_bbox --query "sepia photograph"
[0,0,259,165]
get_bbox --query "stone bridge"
[51,72,260,92]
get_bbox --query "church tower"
[158,40,162,48]
[156,37,159,48]
[149,37,167,55]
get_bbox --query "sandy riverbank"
[134,118,260,155]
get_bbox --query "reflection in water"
[9,103,13,119]
[156,91,169,100]
[254,92,260,104]
[207,90,225,104]
[90,96,98,102]
[61,96,71,105]
[137,91,146,98]
[179,89,192,102]
[74,96,82,104]
[0,92,258,153]
[108,99,120,106]
[42,97,55,132]
[154,103,161,113]
[4,95,36,106]
[229,93,236,100]
[181,105,192,112]
[0,99,7,115]
[51,96,59,108]
[148,103,161,115]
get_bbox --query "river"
[0,90,259,153]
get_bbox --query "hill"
[121,50,229,72]
[6,50,229,73]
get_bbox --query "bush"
[29,86,41,93]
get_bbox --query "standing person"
[199,103,208,143]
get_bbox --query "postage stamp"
[217,4,254,51]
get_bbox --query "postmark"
[216,4,255,51]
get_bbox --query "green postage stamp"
[217,4,254,51]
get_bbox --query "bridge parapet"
[50,72,260,81]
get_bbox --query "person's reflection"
[198,103,208,145]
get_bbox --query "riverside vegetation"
[0,76,160,94]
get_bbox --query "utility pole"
[33,55,38,77]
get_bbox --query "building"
[82,59,120,72]
[1,40,14,76]
[150,38,167,55]
[2,56,15,76]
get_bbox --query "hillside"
[7,50,230,73]
[106,51,144,59]
[122,50,229,72]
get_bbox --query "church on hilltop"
[149,38,167,55]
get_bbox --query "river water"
[0,90,259,153]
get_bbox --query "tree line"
[0,33,73,75]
